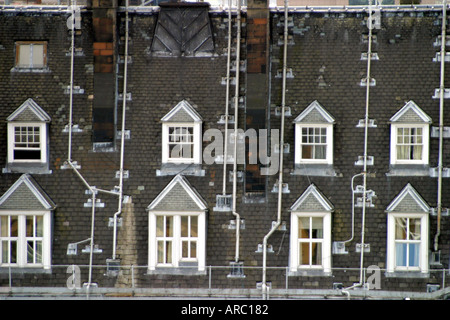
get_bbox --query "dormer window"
[386,184,430,276]
[289,184,333,275]
[5,99,51,174]
[389,101,431,167]
[0,174,55,270]
[147,175,207,274]
[161,100,203,165]
[294,101,335,165]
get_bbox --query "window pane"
[10,216,18,237]
[166,241,172,263]
[156,216,164,237]
[18,44,31,67]
[409,218,421,240]
[181,216,188,237]
[35,241,42,264]
[302,145,313,159]
[36,216,43,237]
[0,216,7,236]
[311,218,323,239]
[191,241,197,258]
[166,216,173,237]
[395,217,407,240]
[408,243,420,267]
[157,241,164,263]
[298,217,310,239]
[32,44,44,68]
[26,216,34,237]
[299,242,310,265]
[395,243,407,267]
[191,216,198,237]
[27,241,35,264]
[182,241,188,258]
[10,241,17,264]
[314,145,326,160]
[311,242,322,265]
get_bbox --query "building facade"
[0,0,449,299]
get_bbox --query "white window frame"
[7,122,48,164]
[390,123,429,165]
[289,211,331,273]
[162,123,202,164]
[387,213,428,274]
[295,123,333,165]
[148,211,205,272]
[0,210,52,269]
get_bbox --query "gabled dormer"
[388,101,431,174]
[289,184,333,274]
[0,174,55,269]
[4,99,51,174]
[159,101,204,175]
[386,183,430,275]
[147,174,207,274]
[293,101,335,170]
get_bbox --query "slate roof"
[0,5,449,297]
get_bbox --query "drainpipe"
[262,0,288,300]
[67,0,76,162]
[222,0,232,197]
[435,0,446,253]
[112,0,129,261]
[232,0,242,264]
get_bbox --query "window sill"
[385,271,429,278]
[3,162,52,174]
[291,164,339,177]
[10,67,51,73]
[157,163,205,176]
[288,269,332,277]
[0,267,52,274]
[386,164,429,177]
[146,265,206,276]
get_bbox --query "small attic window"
[4,99,51,174]
[294,101,335,166]
[389,101,431,167]
[13,41,49,72]
[161,101,203,166]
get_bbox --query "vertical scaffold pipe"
[232,0,242,264]
[435,0,447,252]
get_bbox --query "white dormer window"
[6,99,51,173]
[389,101,431,166]
[289,184,333,275]
[294,101,335,165]
[161,101,203,165]
[0,174,55,269]
[386,184,429,275]
[147,175,208,274]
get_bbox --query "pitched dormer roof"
[7,98,51,123]
[290,184,334,212]
[293,100,335,124]
[161,100,203,123]
[0,174,56,210]
[389,100,432,124]
[386,183,430,213]
[147,174,207,212]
